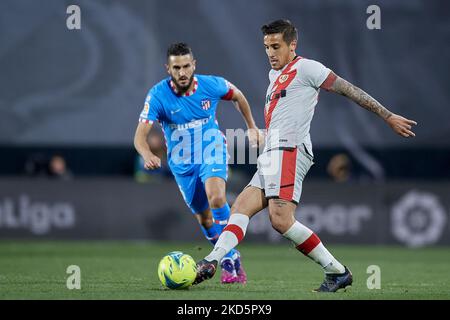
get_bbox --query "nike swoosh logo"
[211,169,222,172]
[171,108,182,114]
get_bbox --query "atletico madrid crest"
[201,99,211,110]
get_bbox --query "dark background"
[1,0,449,180]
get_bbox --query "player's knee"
[269,210,290,234]
[230,203,240,215]
[207,194,226,209]
[230,195,246,214]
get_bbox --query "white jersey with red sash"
[264,56,335,155]
[249,56,336,203]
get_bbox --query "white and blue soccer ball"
[157,251,197,289]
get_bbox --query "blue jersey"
[139,75,233,175]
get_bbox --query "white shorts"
[247,145,314,204]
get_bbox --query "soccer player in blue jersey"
[134,43,263,284]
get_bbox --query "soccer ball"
[157,251,197,289]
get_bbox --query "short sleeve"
[139,90,162,124]
[208,76,233,100]
[299,59,332,89]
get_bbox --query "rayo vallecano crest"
[278,74,289,83]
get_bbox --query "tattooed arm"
[323,72,417,138]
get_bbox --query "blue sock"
[200,225,219,246]
[211,203,238,260]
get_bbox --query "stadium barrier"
[0,178,448,247]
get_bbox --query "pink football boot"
[220,257,238,284]
[234,252,247,284]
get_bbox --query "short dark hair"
[261,19,298,44]
[167,43,193,59]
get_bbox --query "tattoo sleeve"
[327,73,393,120]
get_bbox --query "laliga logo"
[391,191,447,247]
[0,195,76,235]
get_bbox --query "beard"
[172,75,194,94]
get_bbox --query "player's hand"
[386,114,417,138]
[144,155,161,170]
[247,127,265,148]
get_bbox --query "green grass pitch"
[0,241,449,300]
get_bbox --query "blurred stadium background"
[0,0,449,299]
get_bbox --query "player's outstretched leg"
[194,186,267,286]
[210,202,243,284]
[193,213,250,285]
[219,186,268,284]
[199,221,239,284]
[206,176,246,284]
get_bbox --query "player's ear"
[290,39,297,52]
[165,64,170,75]
[192,59,196,71]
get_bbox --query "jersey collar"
[169,76,198,97]
[278,55,301,73]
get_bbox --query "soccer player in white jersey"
[194,19,417,292]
